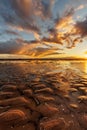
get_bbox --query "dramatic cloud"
[44,8,77,49]
[0,38,62,58]
[0,0,54,34]
[0,0,38,34]
[75,18,87,37]
[0,0,87,57]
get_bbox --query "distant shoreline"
[0,58,87,61]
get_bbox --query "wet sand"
[0,60,87,130]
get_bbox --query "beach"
[0,60,87,130]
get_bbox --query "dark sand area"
[0,60,87,130]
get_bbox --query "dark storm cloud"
[0,38,23,54]
[75,17,87,37]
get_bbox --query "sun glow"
[84,54,87,58]
[84,51,87,58]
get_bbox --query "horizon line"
[0,58,87,60]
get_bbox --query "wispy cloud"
[75,5,85,11]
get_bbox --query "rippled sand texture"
[0,60,87,130]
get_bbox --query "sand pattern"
[0,74,87,130]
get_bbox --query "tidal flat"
[0,60,87,130]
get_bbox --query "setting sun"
[84,54,87,58]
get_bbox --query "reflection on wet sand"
[0,60,87,130]
[84,61,87,74]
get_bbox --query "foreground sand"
[0,61,87,130]
[0,74,87,130]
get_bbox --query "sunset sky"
[0,0,87,58]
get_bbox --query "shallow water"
[0,60,87,90]
[0,60,87,130]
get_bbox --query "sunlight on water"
[84,61,87,74]
[0,60,87,87]
[0,60,87,77]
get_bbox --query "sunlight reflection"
[84,61,87,74]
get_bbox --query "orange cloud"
[46,8,78,48]
[76,5,85,11]
[56,15,74,31]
